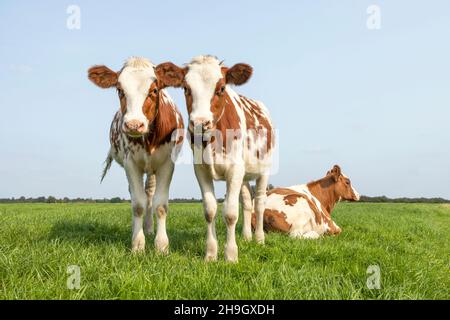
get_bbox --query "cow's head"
[326,165,360,201]
[88,57,173,137]
[156,55,253,132]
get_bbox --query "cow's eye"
[183,86,190,95]
[217,86,225,95]
[147,88,158,98]
[117,88,124,97]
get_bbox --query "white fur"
[185,56,223,124]
[118,57,156,132]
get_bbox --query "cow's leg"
[152,162,174,254]
[144,174,156,235]
[254,174,269,244]
[326,220,342,235]
[240,182,253,241]
[223,167,245,262]
[194,165,218,261]
[125,162,146,253]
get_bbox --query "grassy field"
[0,202,449,300]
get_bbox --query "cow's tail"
[100,152,113,183]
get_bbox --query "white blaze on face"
[352,186,360,200]
[185,56,223,124]
[118,57,156,132]
[342,173,360,200]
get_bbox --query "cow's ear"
[224,63,253,85]
[329,165,342,182]
[88,65,118,88]
[155,62,186,89]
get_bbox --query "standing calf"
[158,55,275,262]
[88,57,184,253]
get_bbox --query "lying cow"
[252,165,360,239]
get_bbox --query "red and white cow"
[252,165,360,239]
[158,55,275,262]
[88,57,184,253]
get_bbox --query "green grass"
[0,202,449,299]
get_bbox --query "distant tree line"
[0,194,449,204]
[358,195,450,204]
[0,196,127,204]
[0,196,209,204]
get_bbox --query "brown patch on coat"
[240,96,274,155]
[133,205,144,217]
[251,209,292,233]
[147,92,184,152]
[213,92,242,150]
[283,194,300,206]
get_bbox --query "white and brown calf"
[88,57,184,253]
[252,165,360,239]
[158,55,275,262]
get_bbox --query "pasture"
[0,202,448,300]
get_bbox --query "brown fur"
[147,92,183,152]
[214,92,242,149]
[223,64,253,85]
[240,96,274,155]
[155,62,186,88]
[251,209,291,233]
[307,165,358,214]
[88,65,118,88]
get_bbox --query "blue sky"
[0,0,449,199]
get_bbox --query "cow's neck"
[307,177,339,215]
[210,91,241,155]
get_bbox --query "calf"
[252,165,360,239]
[158,55,275,262]
[88,57,184,253]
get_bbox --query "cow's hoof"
[155,236,169,254]
[204,254,218,262]
[131,233,146,253]
[242,231,252,241]
[255,232,265,244]
[224,245,238,263]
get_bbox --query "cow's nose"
[190,118,212,131]
[125,120,145,134]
